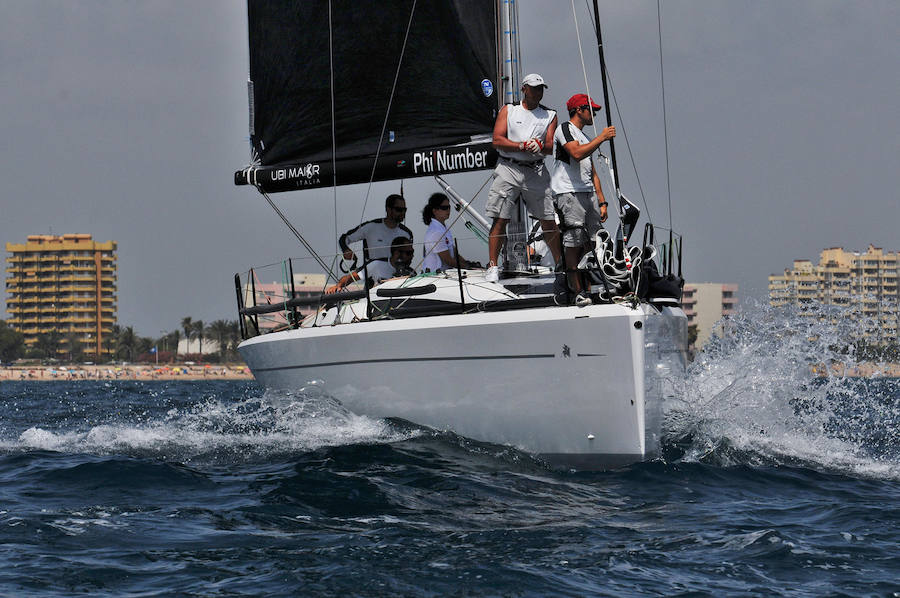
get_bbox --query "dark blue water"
[1,377,898,597]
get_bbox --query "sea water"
[1,305,898,596]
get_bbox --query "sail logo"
[269,163,321,182]
[412,147,488,174]
[481,79,494,97]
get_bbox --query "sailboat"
[232,0,687,469]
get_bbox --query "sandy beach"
[1,364,255,381]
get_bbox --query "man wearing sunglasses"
[551,93,617,306]
[326,237,416,294]
[339,194,414,265]
[484,73,563,282]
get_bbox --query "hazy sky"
[2,1,898,336]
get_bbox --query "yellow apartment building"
[768,245,898,343]
[5,234,117,357]
[681,283,739,350]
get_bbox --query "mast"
[592,0,618,189]
[499,0,520,104]
[591,0,640,259]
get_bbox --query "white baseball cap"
[521,73,548,89]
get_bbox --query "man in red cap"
[483,73,562,283]
[550,93,616,306]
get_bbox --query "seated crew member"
[484,73,562,282]
[326,237,415,294]
[339,194,414,264]
[551,93,617,306]
[421,193,479,272]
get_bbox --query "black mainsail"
[235,0,501,193]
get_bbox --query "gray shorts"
[485,160,555,220]
[555,191,602,247]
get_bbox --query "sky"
[1,0,898,337]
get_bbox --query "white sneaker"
[485,265,499,283]
[574,292,592,307]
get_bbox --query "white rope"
[358,0,419,223]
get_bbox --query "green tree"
[207,319,233,361]
[103,324,121,358]
[181,317,193,354]
[64,331,84,363]
[32,330,62,360]
[225,320,241,358]
[167,330,180,361]
[192,320,205,357]
[0,320,25,362]
[117,326,137,361]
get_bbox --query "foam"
[666,299,900,480]
[12,384,417,460]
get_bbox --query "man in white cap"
[484,73,562,282]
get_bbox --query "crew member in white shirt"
[326,237,415,294]
[484,73,562,282]
[339,194,414,265]
[551,93,616,306]
[421,193,478,272]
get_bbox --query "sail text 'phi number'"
[413,148,488,174]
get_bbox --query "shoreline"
[1,364,255,381]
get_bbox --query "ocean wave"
[3,383,417,462]
[663,300,900,480]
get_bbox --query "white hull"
[239,301,687,469]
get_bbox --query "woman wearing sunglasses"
[421,193,480,273]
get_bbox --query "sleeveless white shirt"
[498,103,556,163]
[551,121,595,194]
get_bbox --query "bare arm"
[561,126,616,161]
[591,164,608,223]
[325,271,360,294]
[540,115,558,156]
[492,105,529,153]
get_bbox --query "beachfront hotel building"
[5,234,117,357]
[681,283,739,350]
[241,273,328,333]
[768,245,898,344]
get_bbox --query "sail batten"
[240,0,500,193]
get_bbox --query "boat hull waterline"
[239,303,687,469]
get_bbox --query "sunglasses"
[392,206,407,213]
[436,204,451,210]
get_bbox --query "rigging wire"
[329,0,339,255]
[584,0,652,222]
[358,0,419,223]
[257,187,335,278]
[571,0,598,140]
[657,0,673,233]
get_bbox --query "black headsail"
[235,0,501,193]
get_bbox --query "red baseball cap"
[566,93,601,112]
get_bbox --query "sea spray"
[664,300,900,479]
[8,381,415,461]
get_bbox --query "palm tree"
[192,320,205,357]
[207,319,232,361]
[226,320,241,358]
[117,326,136,362]
[167,329,181,361]
[181,317,193,354]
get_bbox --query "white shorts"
[485,160,555,220]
